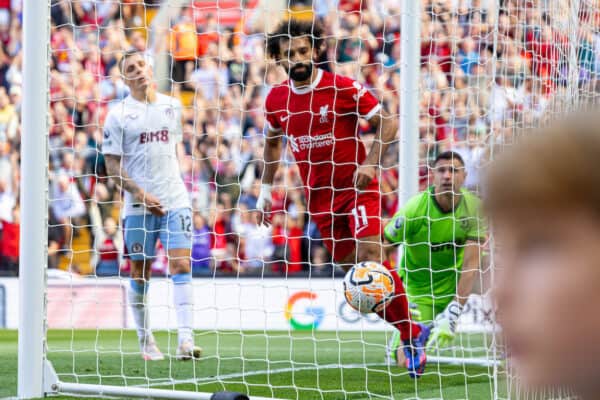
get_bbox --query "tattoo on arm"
[262,131,283,185]
[104,155,144,199]
[366,110,397,165]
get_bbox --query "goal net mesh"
[34,0,589,398]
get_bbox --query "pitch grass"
[0,329,507,399]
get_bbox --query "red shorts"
[310,187,382,263]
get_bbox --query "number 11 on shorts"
[352,205,368,233]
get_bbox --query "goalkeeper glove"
[256,184,272,224]
[427,300,462,351]
[409,302,422,322]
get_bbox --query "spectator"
[280,189,306,275]
[90,199,122,277]
[0,176,14,222]
[6,50,21,88]
[239,179,260,211]
[100,65,129,106]
[196,13,220,59]
[47,207,64,270]
[234,205,273,271]
[0,205,18,276]
[454,127,488,192]
[8,84,20,115]
[169,7,197,84]
[189,58,228,101]
[50,173,87,247]
[489,75,524,124]
[209,202,240,273]
[458,37,480,75]
[128,30,148,53]
[0,86,17,141]
[270,213,287,273]
[191,212,212,274]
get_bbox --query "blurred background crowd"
[0,0,597,277]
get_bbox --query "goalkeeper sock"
[171,272,193,345]
[128,279,150,341]
[376,260,421,342]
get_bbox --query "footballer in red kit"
[257,19,429,377]
[264,68,382,261]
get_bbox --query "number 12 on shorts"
[179,214,191,233]
[352,205,368,233]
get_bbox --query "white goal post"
[18,0,48,397]
[399,0,420,205]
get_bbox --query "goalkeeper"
[384,151,487,365]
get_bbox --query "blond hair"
[486,111,600,217]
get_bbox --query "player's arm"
[456,241,481,305]
[175,134,189,174]
[355,109,398,190]
[382,210,405,258]
[262,126,283,186]
[104,154,165,216]
[101,113,151,212]
[256,126,283,225]
[104,154,144,200]
[257,94,284,225]
[383,210,407,245]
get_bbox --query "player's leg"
[313,195,423,350]
[340,236,428,376]
[342,192,422,342]
[387,301,434,368]
[124,214,163,360]
[162,208,202,360]
[332,196,417,340]
[347,189,428,377]
[129,259,151,336]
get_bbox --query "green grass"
[0,329,507,399]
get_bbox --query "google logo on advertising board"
[284,291,325,331]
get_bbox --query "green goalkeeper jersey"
[384,187,487,318]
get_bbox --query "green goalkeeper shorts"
[409,298,451,325]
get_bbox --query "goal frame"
[18,0,48,397]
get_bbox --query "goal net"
[12,0,589,399]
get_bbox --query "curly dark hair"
[266,19,325,61]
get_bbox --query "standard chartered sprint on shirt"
[288,132,334,153]
[102,93,190,217]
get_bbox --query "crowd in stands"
[0,0,598,277]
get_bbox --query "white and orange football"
[343,261,395,314]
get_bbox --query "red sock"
[376,260,421,341]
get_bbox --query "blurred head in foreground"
[486,111,600,398]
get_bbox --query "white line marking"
[131,355,500,389]
[133,363,388,388]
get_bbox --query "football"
[343,261,395,314]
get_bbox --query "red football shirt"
[265,69,381,212]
